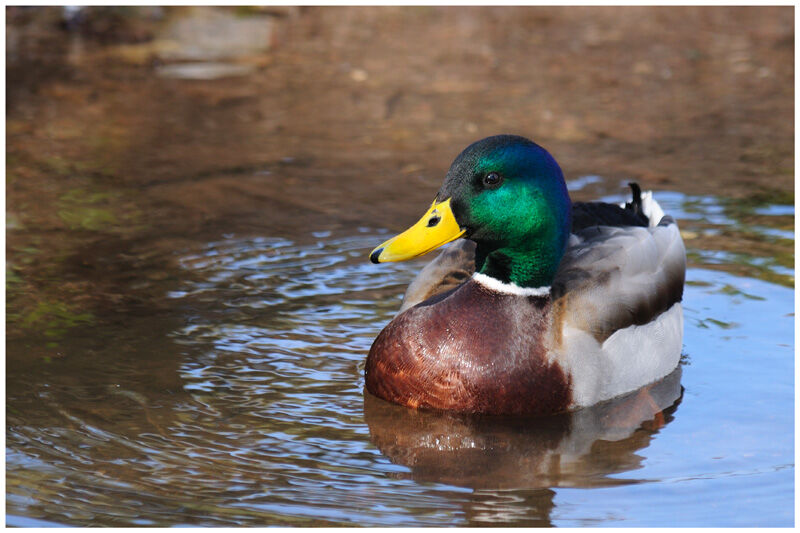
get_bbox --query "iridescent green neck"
[467,173,570,288]
[474,227,565,288]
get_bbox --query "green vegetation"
[18,300,95,339]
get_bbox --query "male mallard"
[366,135,685,415]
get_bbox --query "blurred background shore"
[8,5,793,340]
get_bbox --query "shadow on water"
[364,368,683,526]
[365,368,683,491]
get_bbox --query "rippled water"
[6,192,793,527]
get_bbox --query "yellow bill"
[370,198,466,263]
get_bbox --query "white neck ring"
[472,272,551,297]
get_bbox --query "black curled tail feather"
[625,182,643,217]
[570,182,649,232]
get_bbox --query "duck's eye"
[482,172,503,189]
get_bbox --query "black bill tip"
[369,248,383,264]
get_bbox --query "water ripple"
[6,214,794,526]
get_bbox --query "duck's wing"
[551,213,686,342]
[398,239,476,313]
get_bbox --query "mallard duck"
[366,135,685,415]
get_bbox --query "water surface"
[7,191,794,526]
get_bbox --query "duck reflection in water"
[364,367,682,526]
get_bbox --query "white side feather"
[560,302,683,408]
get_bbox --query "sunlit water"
[6,192,794,527]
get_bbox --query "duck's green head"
[370,135,572,288]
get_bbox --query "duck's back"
[552,216,685,342]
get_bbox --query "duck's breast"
[365,279,572,415]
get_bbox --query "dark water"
[6,189,794,527]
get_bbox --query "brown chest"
[365,280,572,415]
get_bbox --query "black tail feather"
[570,181,650,232]
[625,182,643,217]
